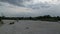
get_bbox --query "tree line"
[0,15,60,22]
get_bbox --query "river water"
[0,20,60,34]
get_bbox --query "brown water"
[0,20,60,34]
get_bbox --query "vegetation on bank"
[0,15,60,22]
[0,17,4,25]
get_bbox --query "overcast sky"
[0,0,60,17]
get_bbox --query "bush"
[0,18,4,24]
[0,18,2,22]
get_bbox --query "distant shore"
[0,15,60,22]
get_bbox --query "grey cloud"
[0,0,32,7]
[27,3,52,9]
[0,0,53,9]
[0,0,60,17]
[0,0,23,6]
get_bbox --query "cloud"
[0,0,56,8]
[0,2,36,17]
[0,0,60,17]
[0,0,32,7]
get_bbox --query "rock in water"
[26,27,29,29]
[9,22,14,25]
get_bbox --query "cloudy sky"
[0,0,60,17]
